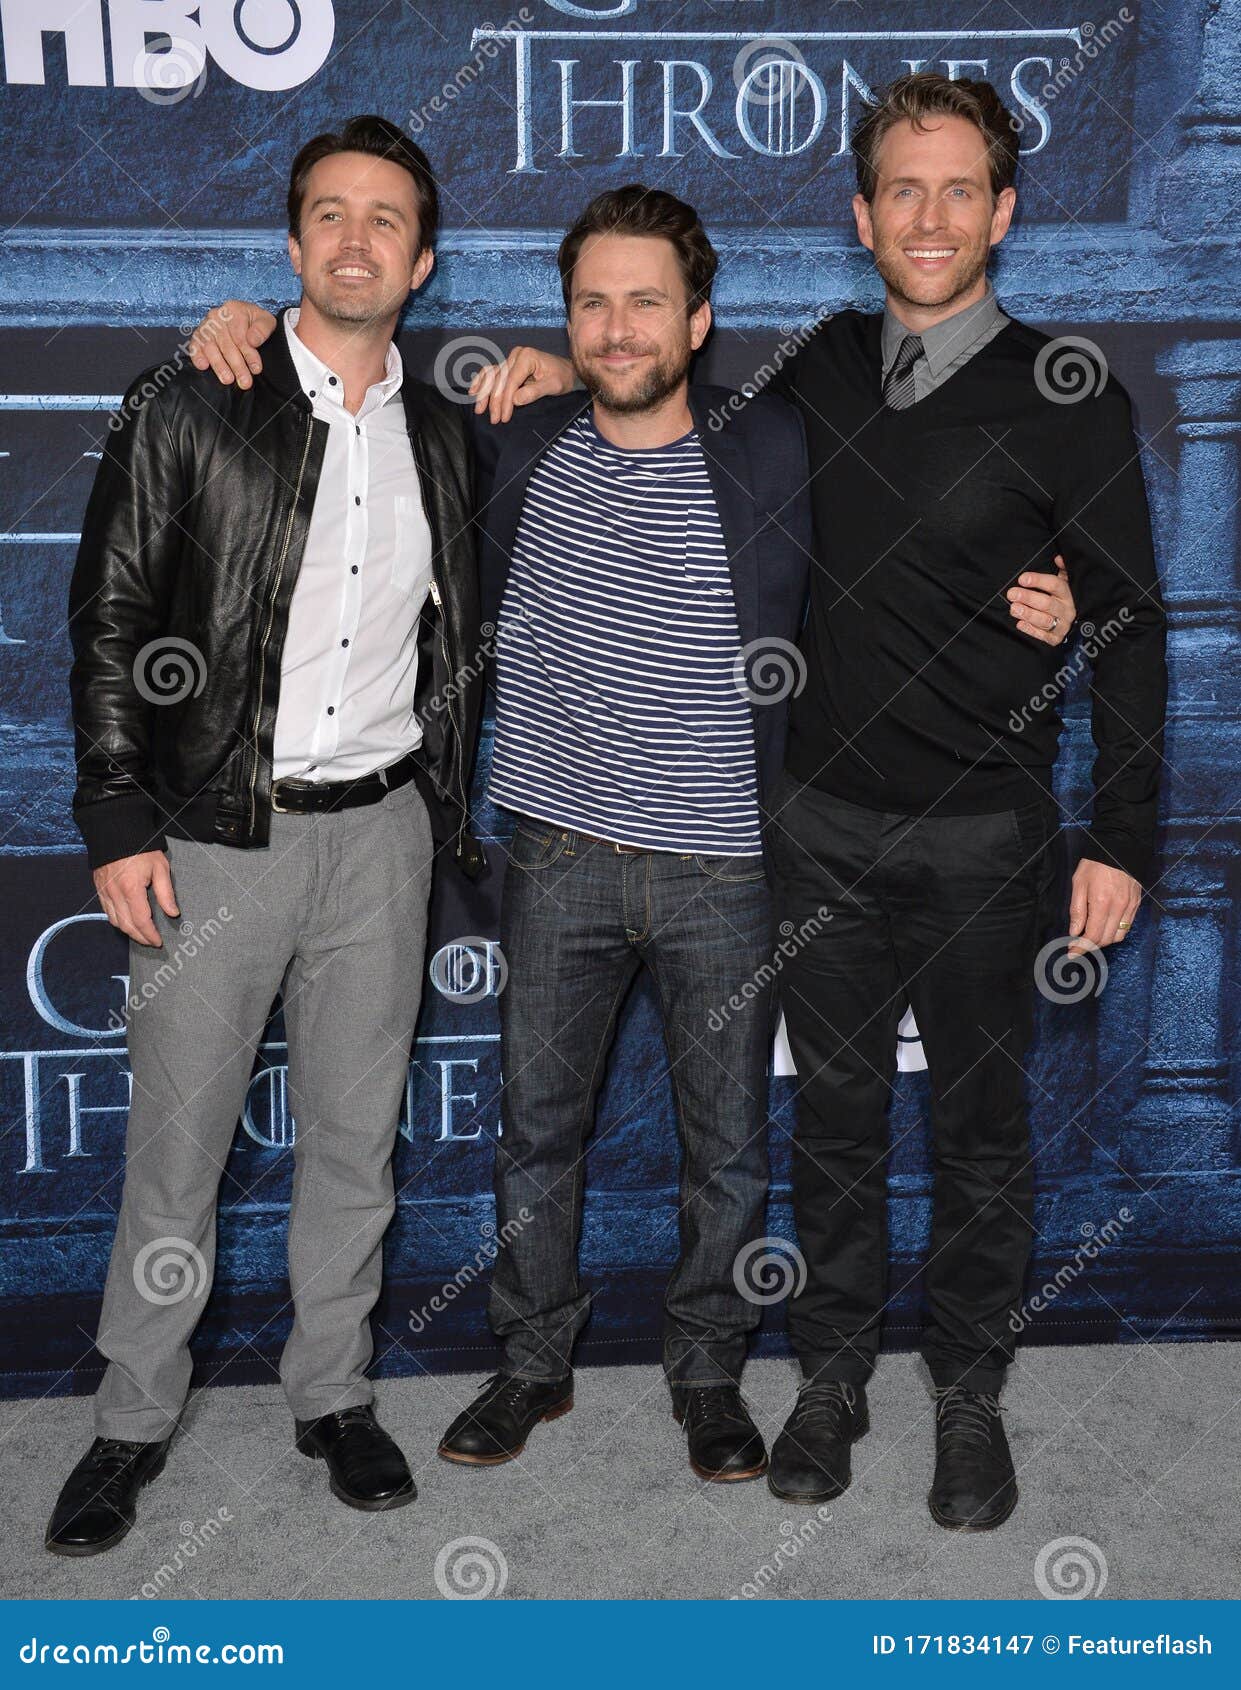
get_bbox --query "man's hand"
[1007,554,1075,645]
[468,347,576,422]
[1068,857,1140,956]
[188,301,277,389]
[94,850,179,948]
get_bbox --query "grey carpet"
[2,1343,1237,1601]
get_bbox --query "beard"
[302,267,403,327]
[871,233,990,314]
[573,334,693,415]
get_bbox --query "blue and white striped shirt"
[488,411,762,854]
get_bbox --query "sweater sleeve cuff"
[1078,826,1155,888]
[74,792,169,871]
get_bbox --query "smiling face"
[565,232,711,415]
[288,150,433,327]
[853,113,1015,318]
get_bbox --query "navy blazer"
[470,383,813,873]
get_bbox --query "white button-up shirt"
[272,307,432,783]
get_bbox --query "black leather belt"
[270,752,419,815]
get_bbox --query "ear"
[852,192,875,254]
[690,298,712,352]
[410,246,435,292]
[989,186,1017,248]
[287,231,302,278]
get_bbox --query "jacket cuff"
[74,792,169,871]
[1078,826,1154,888]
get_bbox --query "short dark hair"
[852,73,1020,202]
[287,115,439,252]
[556,184,718,316]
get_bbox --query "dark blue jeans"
[488,816,775,1388]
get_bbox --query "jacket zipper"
[412,431,470,861]
[248,411,313,834]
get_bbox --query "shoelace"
[788,1380,857,1432]
[321,1405,376,1430]
[681,1386,751,1430]
[934,1386,1003,1453]
[483,1373,541,1410]
[84,1438,151,1505]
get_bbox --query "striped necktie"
[883,332,925,410]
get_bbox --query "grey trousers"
[92,776,434,1440]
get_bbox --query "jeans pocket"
[508,819,567,871]
[692,852,766,882]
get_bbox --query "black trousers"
[770,772,1058,1393]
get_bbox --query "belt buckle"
[271,784,289,813]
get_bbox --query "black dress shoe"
[928,1385,1018,1531]
[438,1372,573,1465]
[45,1435,171,1557]
[768,1380,868,1503]
[294,1403,415,1511]
[671,1385,767,1482]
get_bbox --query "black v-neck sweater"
[769,309,1167,883]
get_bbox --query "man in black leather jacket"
[47,117,484,1557]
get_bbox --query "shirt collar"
[880,280,1006,380]
[283,305,403,413]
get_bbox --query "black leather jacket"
[68,308,485,878]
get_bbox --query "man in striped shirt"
[443,188,814,1481]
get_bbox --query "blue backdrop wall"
[0,0,1237,1399]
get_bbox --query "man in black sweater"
[757,74,1166,1529]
